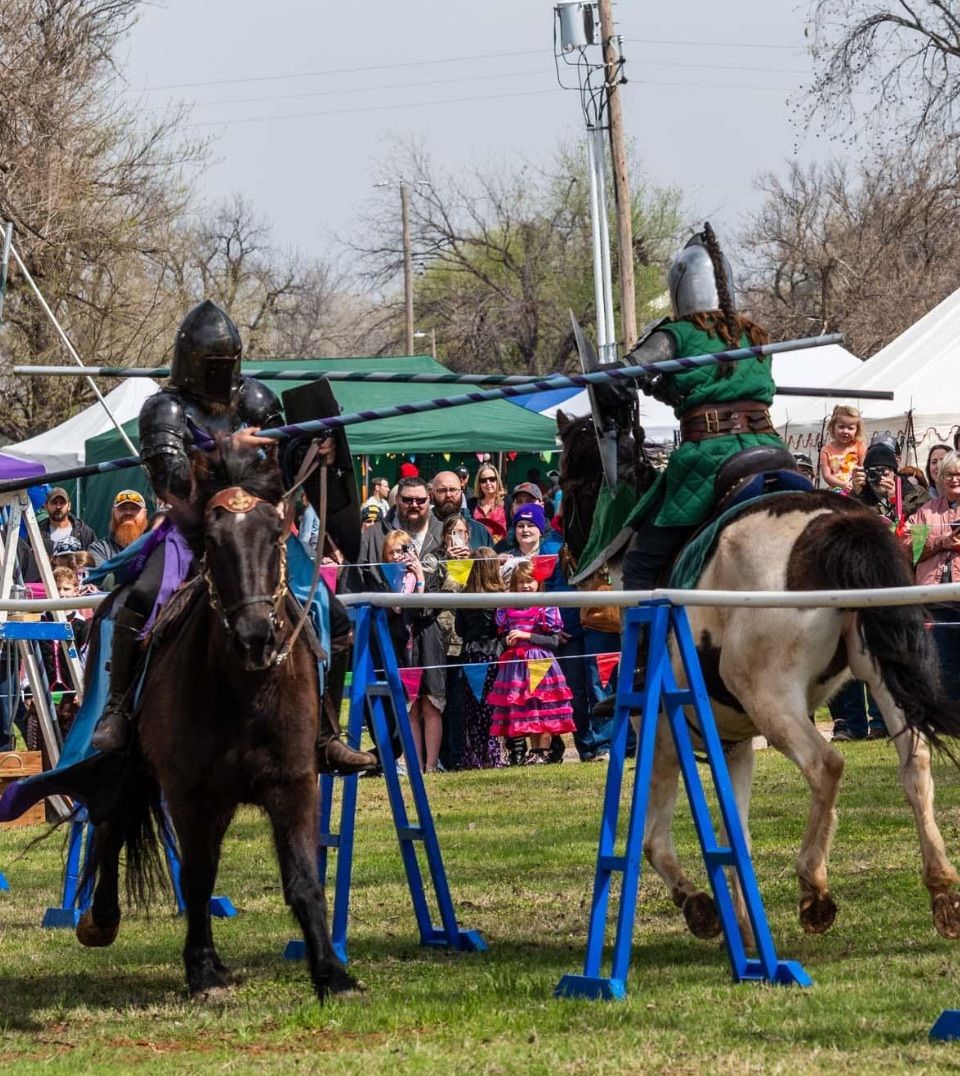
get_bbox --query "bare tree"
[805,0,960,145]
[741,145,960,356]
[0,0,206,440]
[348,138,682,374]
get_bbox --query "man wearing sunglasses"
[358,476,444,568]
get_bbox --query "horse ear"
[556,409,572,433]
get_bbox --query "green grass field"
[1,741,960,1073]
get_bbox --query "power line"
[185,88,560,128]
[128,36,807,97]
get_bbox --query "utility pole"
[401,182,414,356]
[598,0,636,349]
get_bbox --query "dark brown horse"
[77,440,358,1002]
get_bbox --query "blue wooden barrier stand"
[285,603,485,962]
[556,602,810,1001]
[44,810,237,927]
[930,1011,960,1041]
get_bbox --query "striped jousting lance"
[0,332,841,495]
[11,357,895,402]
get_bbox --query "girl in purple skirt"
[487,560,574,765]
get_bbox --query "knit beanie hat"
[863,439,898,472]
[513,503,546,533]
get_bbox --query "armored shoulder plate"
[139,391,187,458]
[237,376,284,429]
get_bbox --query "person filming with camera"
[850,436,929,525]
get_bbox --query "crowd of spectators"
[327,460,612,773]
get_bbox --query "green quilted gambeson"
[625,320,782,529]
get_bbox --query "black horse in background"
[77,440,358,1002]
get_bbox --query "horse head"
[556,409,654,562]
[183,438,288,671]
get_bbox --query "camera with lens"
[865,466,888,484]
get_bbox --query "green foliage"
[0,741,958,1071]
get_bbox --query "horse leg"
[759,708,843,934]
[263,777,359,1001]
[168,800,236,999]
[859,677,960,938]
[76,820,124,947]
[643,720,721,939]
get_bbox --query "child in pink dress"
[487,560,574,765]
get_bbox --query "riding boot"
[91,607,146,753]
[317,692,378,774]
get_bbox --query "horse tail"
[793,508,960,754]
[83,754,168,909]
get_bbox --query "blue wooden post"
[556,602,810,1000]
[285,603,485,962]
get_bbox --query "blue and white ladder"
[556,601,810,1000]
[285,602,485,963]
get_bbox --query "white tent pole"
[7,240,137,456]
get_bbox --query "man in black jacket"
[39,487,96,553]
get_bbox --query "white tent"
[778,288,960,462]
[5,378,160,473]
[539,342,863,444]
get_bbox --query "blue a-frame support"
[285,602,485,962]
[556,602,810,1000]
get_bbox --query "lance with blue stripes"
[0,332,842,494]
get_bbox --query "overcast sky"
[122,1,822,262]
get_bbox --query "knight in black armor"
[91,300,376,775]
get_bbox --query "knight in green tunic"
[577,225,786,589]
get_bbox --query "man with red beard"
[88,490,149,565]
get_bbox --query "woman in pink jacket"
[908,451,960,698]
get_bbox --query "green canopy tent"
[81,355,561,534]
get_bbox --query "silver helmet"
[667,233,736,320]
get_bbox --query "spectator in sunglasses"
[357,476,445,575]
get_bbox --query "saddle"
[713,445,813,514]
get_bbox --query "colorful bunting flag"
[527,658,552,693]
[380,562,406,592]
[463,662,489,701]
[531,554,558,582]
[445,559,473,586]
[910,523,931,566]
[596,652,620,689]
[319,564,338,592]
[398,667,423,699]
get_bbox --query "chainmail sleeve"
[138,391,191,502]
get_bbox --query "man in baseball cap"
[40,486,96,552]
[88,489,150,566]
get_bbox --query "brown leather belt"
[679,399,775,443]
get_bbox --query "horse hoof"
[932,891,960,939]
[799,892,837,934]
[318,970,363,1001]
[682,892,721,939]
[75,908,121,948]
[191,984,232,1004]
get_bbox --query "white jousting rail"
[5,580,960,615]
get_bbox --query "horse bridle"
[201,486,289,635]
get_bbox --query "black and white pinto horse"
[558,411,960,944]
